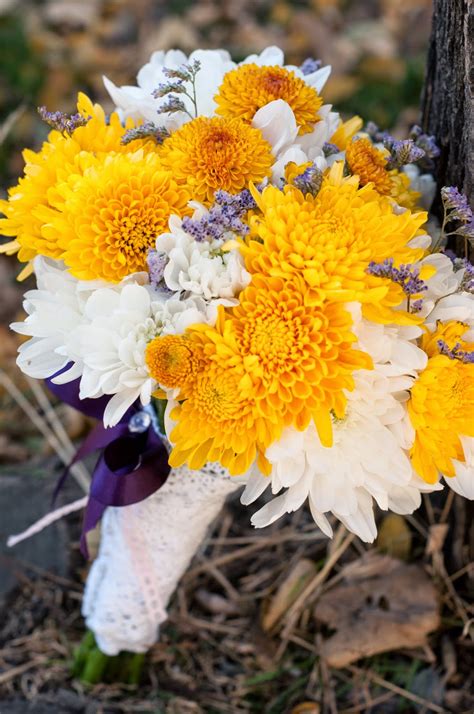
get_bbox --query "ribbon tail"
[80,497,106,559]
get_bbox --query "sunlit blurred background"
[1,0,432,188]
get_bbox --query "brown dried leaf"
[314,553,439,667]
[262,558,316,632]
[291,703,321,714]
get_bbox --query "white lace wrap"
[82,463,242,655]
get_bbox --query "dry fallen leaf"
[262,558,316,632]
[314,553,439,667]
[290,702,321,714]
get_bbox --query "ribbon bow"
[46,371,170,558]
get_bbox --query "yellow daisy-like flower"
[214,64,323,135]
[388,170,421,210]
[47,150,190,282]
[145,335,202,389]
[244,163,427,324]
[0,94,152,274]
[167,275,372,475]
[408,321,474,483]
[158,116,273,204]
[330,115,363,150]
[345,137,421,209]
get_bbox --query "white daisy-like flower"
[154,211,251,301]
[242,367,438,542]
[103,49,235,128]
[11,256,122,383]
[448,436,474,499]
[68,283,223,427]
[403,163,436,210]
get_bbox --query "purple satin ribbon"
[46,368,170,558]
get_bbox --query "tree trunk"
[421,0,474,204]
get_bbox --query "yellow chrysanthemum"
[214,64,323,135]
[158,116,273,204]
[145,335,202,388]
[46,150,190,282]
[244,163,427,324]
[330,115,363,150]
[167,275,372,475]
[0,94,152,273]
[388,170,421,210]
[408,321,474,483]
[345,137,420,209]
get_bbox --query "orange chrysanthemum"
[167,274,372,475]
[346,137,392,194]
[145,335,202,389]
[47,150,190,282]
[244,163,427,324]
[346,137,420,209]
[408,321,474,483]
[214,64,323,135]
[0,94,152,275]
[158,116,273,204]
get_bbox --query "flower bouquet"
[2,46,473,656]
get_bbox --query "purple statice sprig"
[293,164,323,197]
[385,139,425,170]
[300,57,323,75]
[38,106,89,135]
[152,59,201,120]
[323,142,341,158]
[147,250,168,289]
[365,122,440,172]
[440,186,474,255]
[367,259,427,311]
[121,121,170,145]
[181,189,256,243]
[437,340,474,364]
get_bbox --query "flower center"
[145,335,199,388]
[158,116,273,204]
[215,64,323,135]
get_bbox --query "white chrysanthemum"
[155,212,251,301]
[242,367,438,542]
[349,302,427,378]
[12,256,124,383]
[252,99,338,184]
[68,283,223,427]
[424,290,474,332]
[403,163,436,209]
[103,49,235,128]
[410,252,462,318]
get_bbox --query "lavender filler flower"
[437,340,474,364]
[38,107,89,135]
[181,189,257,243]
[367,259,428,304]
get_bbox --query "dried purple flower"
[147,250,168,288]
[322,142,340,157]
[38,106,89,135]
[293,164,323,197]
[441,187,473,223]
[367,259,428,296]
[300,57,322,75]
[437,340,474,364]
[386,139,426,170]
[121,122,170,145]
[181,189,255,243]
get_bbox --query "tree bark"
[421,0,474,204]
